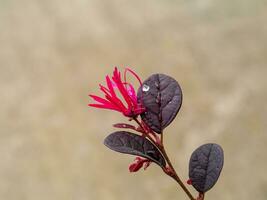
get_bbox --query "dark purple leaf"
[104,131,166,168]
[189,143,224,193]
[137,74,182,134]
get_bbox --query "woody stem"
[132,117,195,200]
[159,144,195,200]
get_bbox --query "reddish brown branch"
[133,117,196,200]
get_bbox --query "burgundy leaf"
[104,131,166,168]
[137,74,182,133]
[189,143,224,193]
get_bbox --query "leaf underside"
[189,143,224,193]
[104,131,166,168]
[137,74,182,134]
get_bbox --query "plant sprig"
[89,67,224,200]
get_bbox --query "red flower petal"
[98,85,127,112]
[89,95,122,112]
[99,84,110,96]
[88,103,120,111]
[89,95,114,106]
[104,94,127,112]
[105,75,116,98]
[124,67,142,86]
[112,67,133,108]
[125,83,137,106]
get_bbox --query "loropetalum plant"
[89,67,224,200]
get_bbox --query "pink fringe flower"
[89,67,145,118]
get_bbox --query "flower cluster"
[89,67,145,118]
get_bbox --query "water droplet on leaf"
[142,84,150,92]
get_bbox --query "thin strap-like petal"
[88,103,120,112]
[99,84,111,96]
[124,83,137,107]
[124,67,142,86]
[112,68,133,108]
[89,95,114,107]
[105,94,127,111]
[105,75,116,98]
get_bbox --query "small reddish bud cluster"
[129,157,151,172]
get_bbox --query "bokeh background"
[1,0,267,199]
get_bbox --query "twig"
[133,117,195,200]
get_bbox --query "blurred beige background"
[1,0,267,199]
